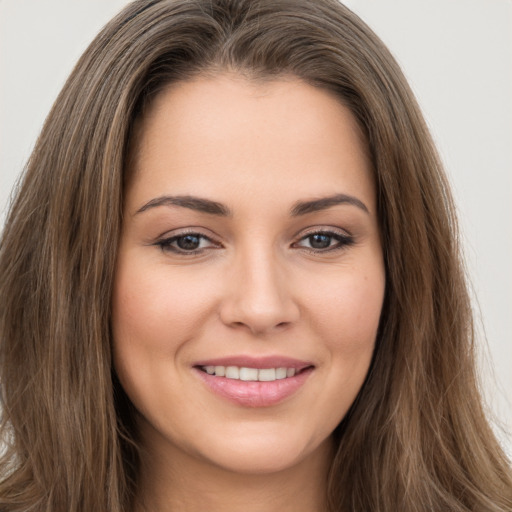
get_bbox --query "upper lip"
[193,355,314,371]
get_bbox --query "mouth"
[193,357,314,407]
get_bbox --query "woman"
[0,0,510,511]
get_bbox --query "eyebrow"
[290,194,369,216]
[136,195,231,216]
[135,192,369,217]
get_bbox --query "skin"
[112,74,386,512]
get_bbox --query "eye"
[156,232,219,254]
[294,230,354,252]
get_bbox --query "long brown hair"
[0,1,510,510]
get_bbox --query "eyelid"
[292,226,355,252]
[153,228,222,255]
[296,225,352,237]
[293,225,354,243]
[154,225,217,240]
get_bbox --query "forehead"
[126,74,375,214]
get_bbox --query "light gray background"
[1,0,511,453]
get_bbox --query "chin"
[187,426,334,476]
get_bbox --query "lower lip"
[195,367,313,408]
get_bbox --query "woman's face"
[112,75,385,475]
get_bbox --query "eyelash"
[155,231,220,255]
[293,230,354,253]
[155,229,354,255]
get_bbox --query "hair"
[0,0,510,510]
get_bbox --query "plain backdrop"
[0,0,511,453]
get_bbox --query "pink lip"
[193,355,314,408]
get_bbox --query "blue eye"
[156,233,217,254]
[296,231,354,252]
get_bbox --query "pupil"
[310,234,331,249]
[177,235,200,250]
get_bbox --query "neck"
[134,433,334,512]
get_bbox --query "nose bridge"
[220,242,299,334]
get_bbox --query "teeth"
[225,366,239,379]
[276,367,287,380]
[214,365,225,377]
[239,367,258,381]
[202,365,298,381]
[258,368,276,381]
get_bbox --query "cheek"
[305,260,384,395]
[111,256,217,354]
[278,262,385,443]
[308,264,385,351]
[110,255,217,407]
[311,265,384,419]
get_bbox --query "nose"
[219,249,300,336]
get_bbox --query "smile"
[200,365,297,381]
[194,358,314,407]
